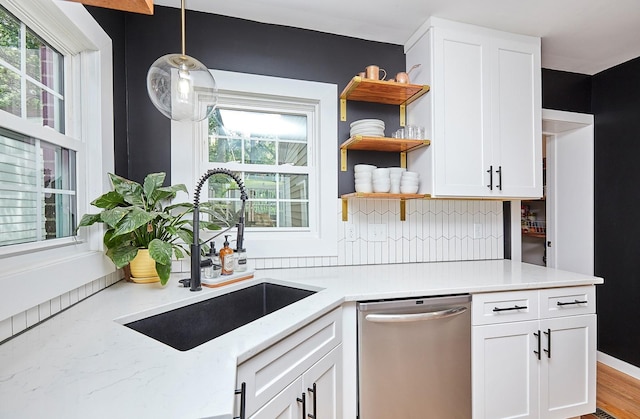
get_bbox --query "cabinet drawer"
[236,308,342,417]
[539,286,595,319]
[472,290,539,325]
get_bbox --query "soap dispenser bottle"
[219,235,235,275]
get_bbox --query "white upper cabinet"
[405,17,543,198]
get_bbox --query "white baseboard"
[598,351,640,381]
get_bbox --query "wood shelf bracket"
[342,198,349,221]
[340,98,347,121]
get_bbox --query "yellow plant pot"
[128,249,160,283]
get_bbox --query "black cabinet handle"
[533,330,541,360]
[297,393,306,419]
[493,305,527,312]
[496,166,502,191]
[543,328,551,358]
[487,165,493,190]
[307,383,317,419]
[557,299,588,306]
[234,382,246,419]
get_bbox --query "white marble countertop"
[0,260,603,418]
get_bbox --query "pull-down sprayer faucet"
[189,169,248,291]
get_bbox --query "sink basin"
[124,282,316,351]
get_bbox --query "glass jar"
[235,248,247,272]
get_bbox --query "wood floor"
[581,362,640,419]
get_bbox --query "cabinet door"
[250,377,303,419]
[432,27,493,197]
[491,37,542,198]
[302,344,342,419]
[539,315,596,418]
[472,320,540,419]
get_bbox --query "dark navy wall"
[592,57,640,368]
[542,68,591,113]
[88,5,406,195]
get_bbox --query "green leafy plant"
[76,172,220,285]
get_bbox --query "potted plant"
[77,172,220,285]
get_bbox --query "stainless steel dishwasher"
[357,294,471,419]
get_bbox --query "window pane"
[246,139,275,165]
[278,141,307,166]
[43,192,75,240]
[246,173,276,200]
[0,6,21,69]
[25,29,63,93]
[208,136,242,163]
[0,66,21,117]
[279,201,309,228]
[246,201,276,227]
[0,130,76,247]
[279,174,308,200]
[27,80,64,130]
[42,142,75,190]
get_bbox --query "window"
[171,70,337,258]
[0,0,113,321]
[0,4,75,249]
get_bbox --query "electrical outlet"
[473,223,483,239]
[346,223,357,242]
[368,224,387,242]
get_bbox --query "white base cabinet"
[405,17,542,199]
[250,345,343,419]
[472,286,596,419]
[236,308,343,419]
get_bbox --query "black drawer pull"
[493,305,527,312]
[234,382,246,419]
[487,165,493,190]
[533,330,541,360]
[557,299,588,306]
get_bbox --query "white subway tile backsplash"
[2,272,122,342]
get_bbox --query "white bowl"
[390,173,403,180]
[373,183,391,193]
[400,184,419,194]
[373,180,391,187]
[388,167,407,176]
[402,171,420,179]
[355,181,372,188]
[373,168,390,177]
[355,183,373,193]
[354,164,377,173]
[354,172,372,180]
[400,180,419,187]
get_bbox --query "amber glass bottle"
[219,235,235,275]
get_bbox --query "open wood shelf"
[341,192,430,221]
[339,76,430,125]
[340,77,430,105]
[339,136,431,171]
[340,136,430,152]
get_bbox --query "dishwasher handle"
[365,306,468,323]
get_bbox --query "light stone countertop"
[0,260,603,418]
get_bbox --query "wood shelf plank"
[340,77,430,105]
[341,193,430,199]
[340,136,430,153]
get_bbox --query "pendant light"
[146,0,217,122]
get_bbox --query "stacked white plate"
[350,119,385,138]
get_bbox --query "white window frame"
[0,0,114,321]
[172,70,337,258]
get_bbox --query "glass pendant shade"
[146,53,217,122]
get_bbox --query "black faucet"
[188,169,248,291]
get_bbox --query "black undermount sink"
[124,282,316,351]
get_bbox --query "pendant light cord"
[181,0,186,56]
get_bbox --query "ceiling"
[153,0,640,75]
